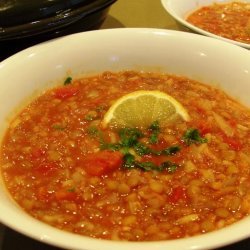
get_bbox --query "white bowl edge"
[161,0,250,49]
[0,28,250,250]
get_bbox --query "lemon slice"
[102,90,190,128]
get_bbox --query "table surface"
[0,0,249,249]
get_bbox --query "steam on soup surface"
[0,71,250,241]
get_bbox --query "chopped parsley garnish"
[123,153,136,168]
[162,145,181,155]
[119,128,143,147]
[100,127,180,157]
[97,123,208,173]
[160,161,179,173]
[122,153,179,173]
[100,128,143,152]
[97,122,182,173]
[135,161,159,171]
[182,128,208,145]
[134,143,180,156]
[134,142,152,156]
[149,120,160,144]
[64,76,72,85]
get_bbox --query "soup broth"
[186,2,250,44]
[1,71,250,241]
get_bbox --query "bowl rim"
[161,0,250,49]
[0,28,250,250]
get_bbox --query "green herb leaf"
[182,128,208,145]
[99,125,182,173]
[149,121,160,144]
[134,142,152,156]
[162,145,181,155]
[135,161,158,171]
[64,76,72,85]
[160,161,179,173]
[123,153,158,171]
[123,153,179,173]
[119,128,143,147]
[134,143,180,156]
[123,153,136,169]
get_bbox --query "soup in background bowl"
[0,28,250,250]
[161,0,250,49]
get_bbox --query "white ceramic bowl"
[0,28,250,250]
[161,0,250,49]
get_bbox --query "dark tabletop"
[0,225,249,250]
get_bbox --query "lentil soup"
[1,71,250,241]
[186,2,250,44]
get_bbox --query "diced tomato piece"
[31,148,46,159]
[222,134,242,151]
[37,186,51,202]
[83,150,123,176]
[168,186,187,203]
[34,162,58,177]
[53,86,79,99]
[228,119,238,128]
[198,120,212,136]
[190,100,207,115]
[55,190,77,201]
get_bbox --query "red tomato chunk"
[83,150,123,176]
[54,85,79,99]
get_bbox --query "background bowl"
[0,28,250,250]
[0,0,116,41]
[161,0,250,49]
